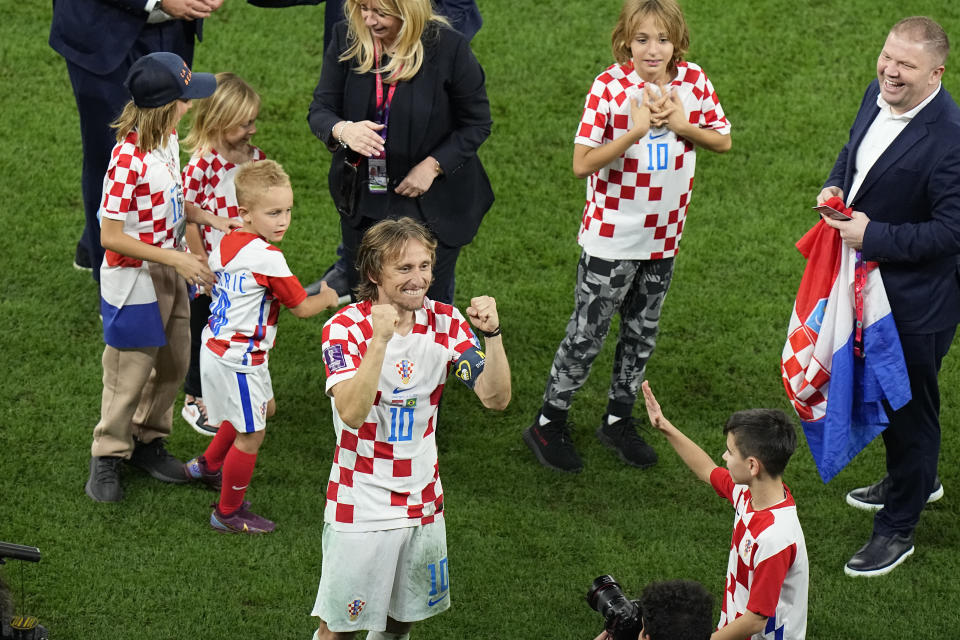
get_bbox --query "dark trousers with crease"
[875,326,956,537]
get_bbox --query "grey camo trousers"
[542,251,675,414]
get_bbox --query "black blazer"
[308,21,494,247]
[826,80,960,334]
[49,0,200,76]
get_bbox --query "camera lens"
[586,575,644,640]
[586,575,627,613]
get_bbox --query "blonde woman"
[308,0,493,305]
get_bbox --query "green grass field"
[3,1,960,638]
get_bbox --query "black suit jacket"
[826,80,960,333]
[308,21,494,247]
[49,0,200,75]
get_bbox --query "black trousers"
[184,293,212,398]
[875,326,957,536]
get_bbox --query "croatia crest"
[396,359,414,384]
[346,598,365,621]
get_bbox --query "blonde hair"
[234,159,291,211]
[111,100,181,152]
[611,0,690,78]
[182,72,261,155]
[891,16,950,66]
[355,218,437,302]
[340,0,449,84]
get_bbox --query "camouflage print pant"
[542,251,675,413]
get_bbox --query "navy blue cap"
[124,52,217,108]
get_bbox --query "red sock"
[218,445,257,516]
[203,421,237,471]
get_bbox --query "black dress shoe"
[73,242,93,272]
[844,532,914,577]
[304,261,352,304]
[845,474,944,511]
[128,438,188,484]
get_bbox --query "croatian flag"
[100,250,166,348]
[781,220,910,483]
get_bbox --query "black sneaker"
[73,242,92,272]
[523,418,583,473]
[129,438,189,484]
[305,261,351,305]
[85,456,123,502]
[845,474,944,511]
[596,417,658,469]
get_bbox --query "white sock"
[366,632,410,640]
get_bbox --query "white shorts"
[311,519,450,632]
[200,348,273,433]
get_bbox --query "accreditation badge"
[368,155,388,193]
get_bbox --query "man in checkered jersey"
[643,382,808,640]
[312,218,511,640]
[523,0,731,474]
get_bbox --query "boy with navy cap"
[85,52,235,503]
[125,51,218,108]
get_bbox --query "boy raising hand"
[642,381,808,640]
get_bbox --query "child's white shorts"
[200,348,273,433]
[311,518,450,632]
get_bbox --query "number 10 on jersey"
[647,142,669,171]
[388,406,414,442]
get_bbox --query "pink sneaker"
[183,456,222,491]
[209,502,275,534]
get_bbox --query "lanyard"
[853,251,870,358]
[373,41,399,127]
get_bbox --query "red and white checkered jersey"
[575,61,731,260]
[320,299,481,532]
[710,468,808,640]
[100,131,184,250]
[182,146,266,254]
[201,231,307,368]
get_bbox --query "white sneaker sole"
[844,545,914,577]
[181,403,218,436]
[845,483,944,511]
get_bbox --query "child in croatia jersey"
[523,0,732,474]
[311,218,511,639]
[86,52,234,504]
[182,160,338,533]
[642,381,808,640]
[179,72,267,436]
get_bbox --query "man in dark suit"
[819,16,960,577]
[50,0,221,281]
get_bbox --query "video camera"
[0,542,48,640]
[586,575,644,640]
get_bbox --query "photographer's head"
[638,580,713,640]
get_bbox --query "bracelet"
[477,325,501,338]
[336,121,352,149]
[434,159,443,175]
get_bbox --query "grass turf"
[2,1,960,638]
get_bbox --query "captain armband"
[453,346,486,389]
